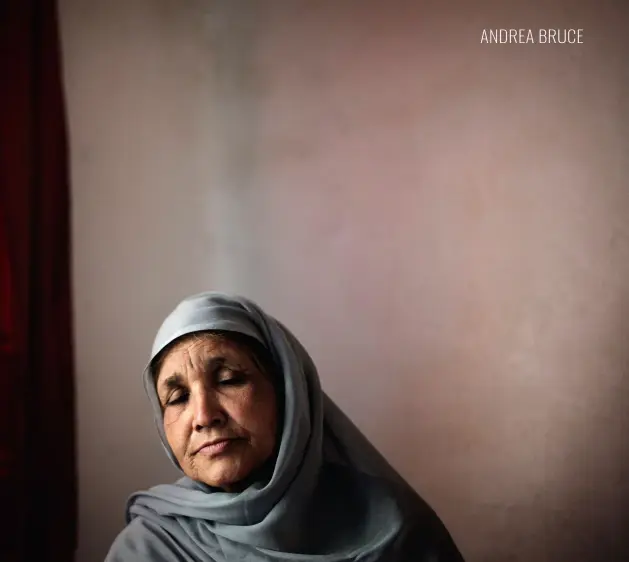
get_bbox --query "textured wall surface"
[59,1,629,560]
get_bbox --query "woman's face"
[154,334,278,491]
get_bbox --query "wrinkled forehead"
[151,330,275,385]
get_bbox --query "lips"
[193,438,239,456]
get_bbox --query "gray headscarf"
[106,292,464,562]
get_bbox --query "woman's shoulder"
[387,510,466,562]
[321,463,466,561]
[386,486,466,561]
[105,517,196,562]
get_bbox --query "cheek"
[226,388,277,443]
[162,409,190,459]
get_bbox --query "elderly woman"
[106,292,465,561]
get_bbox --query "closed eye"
[166,390,189,406]
[219,378,244,386]
[217,370,247,386]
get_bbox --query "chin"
[195,458,253,490]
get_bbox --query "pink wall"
[60,1,629,560]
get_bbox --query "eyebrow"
[158,373,184,393]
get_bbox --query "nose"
[191,387,226,431]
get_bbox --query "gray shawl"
[106,292,464,562]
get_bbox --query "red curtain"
[0,0,77,560]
